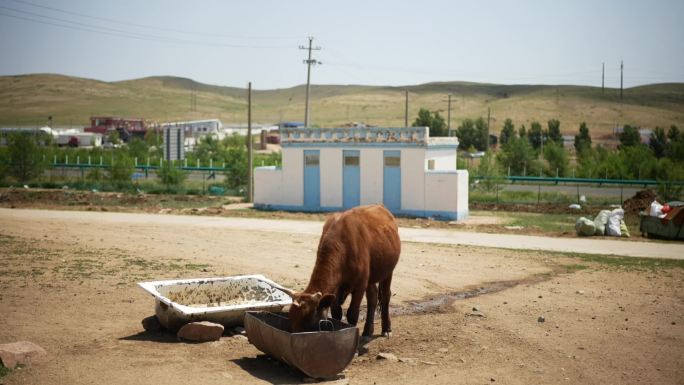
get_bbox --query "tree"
[456,118,487,151]
[109,154,134,188]
[547,119,562,144]
[107,130,121,145]
[127,138,149,162]
[528,121,545,150]
[7,133,45,184]
[496,137,539,175]
[412,108,447,136]
[667,125,680,142]
[574,122,592,153]
[649,127,667,158]
[499,118,516,146]
[543,142,569,177]
[223,145,248,191]
[157,162,187,191]
[619,125,641,148]
[475,151,504,192]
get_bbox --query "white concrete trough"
[138,274,292,331]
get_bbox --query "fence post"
[66,155,69,164]
[100,156,103,166]
[184,159,187,168]
[210,159,213,168]
[537,184,541,204]
[135,157,138,167]
[54,155,57,164]
[88,156,91,165]
[508,166,511,177]
[77,156,79,165]
[197,159,200,168]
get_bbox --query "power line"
[0,6,293,49]
[8,0,302,40]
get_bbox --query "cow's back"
[318,204,400,285]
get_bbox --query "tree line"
[0,130,278,195]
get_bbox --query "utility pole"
[300,37,321,127]
[602,62,605,94]
[404,89,409,128]
[447,94,452,136]
[486,107,491,149]
[247,82,253,202]
[620,60,624,100]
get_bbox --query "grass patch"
[567,252,684,271]
[0,364,11,378]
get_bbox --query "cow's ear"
[317,293,335,310]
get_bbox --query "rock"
[576,290,585,295]
[0,341,47,369]
[398,357,417,365]
[420,360,439,365]
[538,295,543,299]
[472,306,480,312]
[457,357,466,363]
[538,315,546,323]
[438,348,448,353]
[233,334,248,342]
[177,321,224,342]
[141,315,162,332]
[467,311,486,318]
[376,352,399,362]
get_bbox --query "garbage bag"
[620,219,630,238]
[593,210,611,235]
[575,217,596,236]
[606,208,625,237]
[650,200,665,217]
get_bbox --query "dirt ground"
[0,208,682,385]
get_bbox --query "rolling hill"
[1,73,683,139]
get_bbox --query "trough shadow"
[118,330,180,344]
[231,355,308,385]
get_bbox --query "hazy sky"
[1,0,682,89]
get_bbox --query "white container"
[138,275,292,331]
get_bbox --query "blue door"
[303,150,320,209]
[343,150,360,209]
[383,151,401,212]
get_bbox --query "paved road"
[1,208,682,260]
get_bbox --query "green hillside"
[1,73,683,139]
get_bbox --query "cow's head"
[277,288,335,332]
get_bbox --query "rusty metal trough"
[244,311,359,379]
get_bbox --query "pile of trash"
[575,207,630,238]
[622,189,657,216]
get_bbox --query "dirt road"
[1,208,681,259]
[0,208,682,385]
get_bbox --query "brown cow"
[279,204,400,339]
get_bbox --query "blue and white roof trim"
[280,127,459,149]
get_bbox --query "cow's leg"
[345,285,365,327]
[379,274,393,337]
[362,283,378,338]
[331,288,348,321]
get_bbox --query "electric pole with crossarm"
[300,37,321,127]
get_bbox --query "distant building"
[163,125,185,161]
[85,116,147,142]
[255,127,468,220]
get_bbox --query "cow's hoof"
[382,331,392,338]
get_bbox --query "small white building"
[254,127,469,220]
[163,125,185,161]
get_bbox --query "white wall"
[360,148,384,205]
[455,169,469,218]
[426,148,457,171]
[320,148,343,207]
[401,148,426,211]
[281,147,303,206]
[254,166,284,205]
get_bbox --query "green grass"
[0,364,12,378]
[1,74,683,138]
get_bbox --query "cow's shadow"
[118,329,180,343]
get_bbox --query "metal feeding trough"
[245,311,359,379]
[138,275,292,331]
